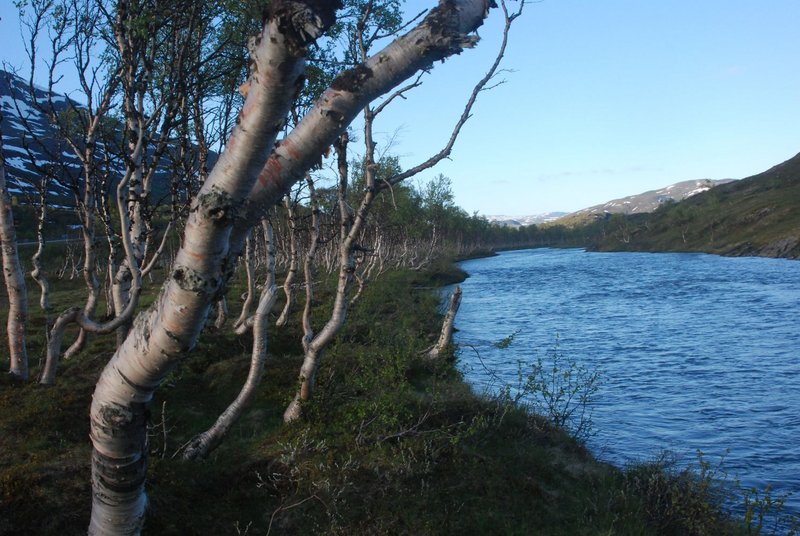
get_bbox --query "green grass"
[0,263,783,535]
[580,152,800,258]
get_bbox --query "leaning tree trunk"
[87,6,334,533]
[87,2,494,532]
[300,175,321,350]
[183,284,278,459]
[183,225,278,459]
[427,286,462,359]
[227,0,493,264]
[235,218,276,335]
[64,150,102,360]
[284,133,367,422]
[0,122,29,380]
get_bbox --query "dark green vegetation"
[539,152,800,259]
[2,260,782,536]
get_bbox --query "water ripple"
[454,249,800,517]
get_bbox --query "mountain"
[483,179,734,230]
[0,69,84,206]
[554,179,735,227]
[0,68,194,212]
[587,152,800,259]
[484,212,568,227]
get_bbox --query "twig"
[266,495,323,536]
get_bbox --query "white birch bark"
[30,181,50,311]
[276,195,299,326]
[300,175,321,351]
[284,132,368,422]
[1,122,30,380]
[227,0,495,258]
[233,231,256,330]
[427,286,462,359]
[184,284,279,459]
[279,0,497,421]
[41,151,144,384]
[183,224,279,459]
[64,154,101,359]
[87,5,333,532]
[235,219,276,335]
[87,1,496,531]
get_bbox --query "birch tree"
[427,286,462,359]
[283,0,520,420]
[19,0,121,360]
[105,0,196,343]
[87,2,499,533]
[276,193,301,326]
[182,219,277,459]
[1,114,30,380]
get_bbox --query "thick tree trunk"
[282,0,495,420]
[87,1,494,531]
[184,285,278,459]
[87,6,331,532]
[0,126,29,380]
[227,0,494,259]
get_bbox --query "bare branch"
[381,0,522,188]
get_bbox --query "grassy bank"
[0,263,786,535]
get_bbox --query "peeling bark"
[184,279,278,459]
[86,1,501,531]
[228,0,495,256]
[88,5,332,531]
[282,0,497,421]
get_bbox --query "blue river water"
[453,248,800,518]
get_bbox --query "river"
[453,248,800,518]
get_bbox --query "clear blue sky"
[2,1,799,216]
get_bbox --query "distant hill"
[0,69,84,206]
[554,179,735,227]
[587,152,800,259]
[0,68,197,211]
[484,212,568,227]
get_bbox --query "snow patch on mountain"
[484,212,569,227]
[572,179,735,218]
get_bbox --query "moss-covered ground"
[0,261,770,535]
